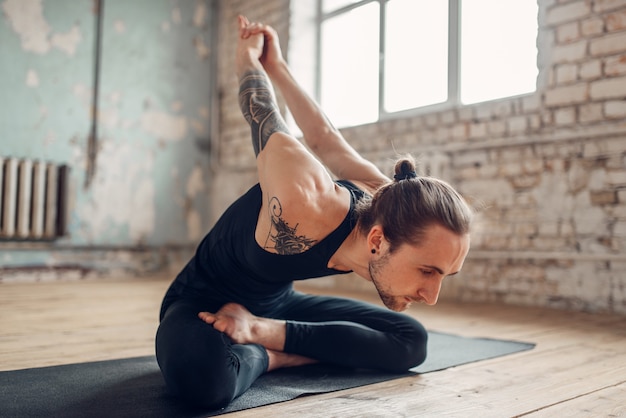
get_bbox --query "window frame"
[314,0,535,125]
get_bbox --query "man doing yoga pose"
[155,15,473,409]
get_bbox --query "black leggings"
[155,290,427,409]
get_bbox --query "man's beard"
[368,253,406,312]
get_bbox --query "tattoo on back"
[239,71,290,156]
[264,197,316,255]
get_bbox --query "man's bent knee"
[156,345,237,409]
[390,317,429,371]
[165,367,235,409]
[156,307,237,409]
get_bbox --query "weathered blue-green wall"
[0,0,215,279]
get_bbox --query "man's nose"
[419,279,443,305]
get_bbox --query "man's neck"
[327,229,371,280]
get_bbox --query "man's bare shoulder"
[254,182,351,255]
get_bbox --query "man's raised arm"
[243,21,388,187]
[236,16,290,157]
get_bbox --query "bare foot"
[198,303,286,351]
[266,349,317,372]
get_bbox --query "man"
[155,15,472,409]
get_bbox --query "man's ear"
[367,225,385,253]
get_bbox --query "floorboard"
[0,276,624,417]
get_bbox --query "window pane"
[320,3,379,128]
[460,0,538,104]
[322,0,363,14]
[384,0,449,113]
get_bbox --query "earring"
[371,248,376,254]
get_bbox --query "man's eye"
[421,269,434,276]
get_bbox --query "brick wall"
[215,0,626,314]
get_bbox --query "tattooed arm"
[239,71,290,156]
[236,16,349,255]
[235,16,290,156]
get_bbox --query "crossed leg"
[198,291,427,373]
[157,291,427,409]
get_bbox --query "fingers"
[241,24,263,40]
[237,15,246,38]
[238,15,254,40]
[238,15,251,29]
[237,15,269,39]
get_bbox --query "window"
[317,0,538,128]
[320,2,380,128]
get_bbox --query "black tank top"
[172,180,366,310]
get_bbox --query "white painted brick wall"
[595,0,626,13]
[590,31,626,55]
[556,63,578,83]
[581,16,605,35]
[579,59,602,79]
[605,100,626,118]
[545,84,589,106]
[590,76,626,99]
[547,1,592,25]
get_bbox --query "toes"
[198,312,216,324]
[212,320,227,333]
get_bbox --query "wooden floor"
[1,276,625,417]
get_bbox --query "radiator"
[0,157,69,240]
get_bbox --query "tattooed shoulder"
[263,196,316,255]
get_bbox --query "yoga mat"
[0,331,534,418]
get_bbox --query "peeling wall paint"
[140,109,188,142]
[92,0,214,246]
[78,142,156,243]
[25,69,38,86]
[0,0,216,277]
[2,0,53,54]
[2,0,82,56]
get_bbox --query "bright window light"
[460,0,538,104]
[384,0,449,112]
[315,0,539,128]
[320,2,380,128]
